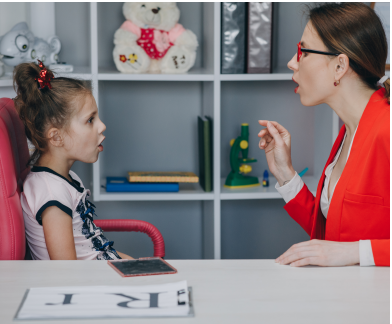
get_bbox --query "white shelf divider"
[98,67,214,81]
[220,73,293,81]
[100,188,215,202]
[90,2,100,202]
[212,2,222,260]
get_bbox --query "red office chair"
[0,98,165,260]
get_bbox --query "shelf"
[220,66,293,81]
[53,66,92,80]
[99,182,214,201]
[98,67,214,81]
[220,73,292,81]
[0,66,92,88]
[220,175,318,200]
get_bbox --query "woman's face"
[287,22,338,106]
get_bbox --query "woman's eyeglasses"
[297,42,340,62]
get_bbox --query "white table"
[0,260,389,324]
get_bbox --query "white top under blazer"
[275,127,375,266]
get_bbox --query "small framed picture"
[371,2,390,70]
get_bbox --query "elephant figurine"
[0,22,61,67]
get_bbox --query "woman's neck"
[326,81,376,138]
[36,153,75,182]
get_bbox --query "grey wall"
[222,199,309,259]
[272,2,310,72]
[55,3,90,67]
[98,81,202,178]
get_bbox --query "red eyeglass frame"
[297,42,340,62]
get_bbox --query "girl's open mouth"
[98,138,105,152]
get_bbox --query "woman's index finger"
[269,121,289,134]
[259,120,288,134]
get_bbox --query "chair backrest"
[0,98,30,260]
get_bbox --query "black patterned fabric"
[76,196,121,260]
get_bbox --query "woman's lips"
[292,77,299,93]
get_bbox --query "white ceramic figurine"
[113,2,198,74]
[0,22,61,67]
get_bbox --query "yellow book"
[128,172,199,183]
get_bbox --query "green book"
[198,116,213,192]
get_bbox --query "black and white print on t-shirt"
[76,196,121,260]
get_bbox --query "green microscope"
[224,123,260,188]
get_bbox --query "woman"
[258,3,389,267]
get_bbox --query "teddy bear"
[113,2,198,74]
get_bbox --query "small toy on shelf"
[262,170,269,187]
[0,22,61,67]
[225,123,260,189]
[113,2,198,74]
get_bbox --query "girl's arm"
[42,206,77,260]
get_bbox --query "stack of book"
[106,172,199,193]
[198,116,213,192]
[221,2,274,74]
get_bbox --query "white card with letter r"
[15,280,192,320]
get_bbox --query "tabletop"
[0,260,389,324]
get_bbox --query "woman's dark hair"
[307,2,390,102]
[13,61,92,165]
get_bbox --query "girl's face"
[64,94,106,163]
[287,22,338,106]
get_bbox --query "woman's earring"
[334,80,340,86]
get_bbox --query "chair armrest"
[94,219,165,258]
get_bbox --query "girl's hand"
[275,240,360,267]
[117,251,134,260]
[258,120,296,186]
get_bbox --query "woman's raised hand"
[258,120,296,186]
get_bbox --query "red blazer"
[284,88,390,266]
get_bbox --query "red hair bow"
[35,60,54,90]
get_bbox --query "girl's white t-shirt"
[21,166,121,261]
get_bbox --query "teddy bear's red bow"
[35,60,54,90]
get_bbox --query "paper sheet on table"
[15,280,191,320]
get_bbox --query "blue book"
[106,177,179,192]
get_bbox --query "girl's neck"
[36,153,75,183]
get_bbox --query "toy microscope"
[224,123,260,188]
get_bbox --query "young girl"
[15,60,133,260]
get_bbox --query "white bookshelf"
[0,2,348,260]
[87,2,338,259]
